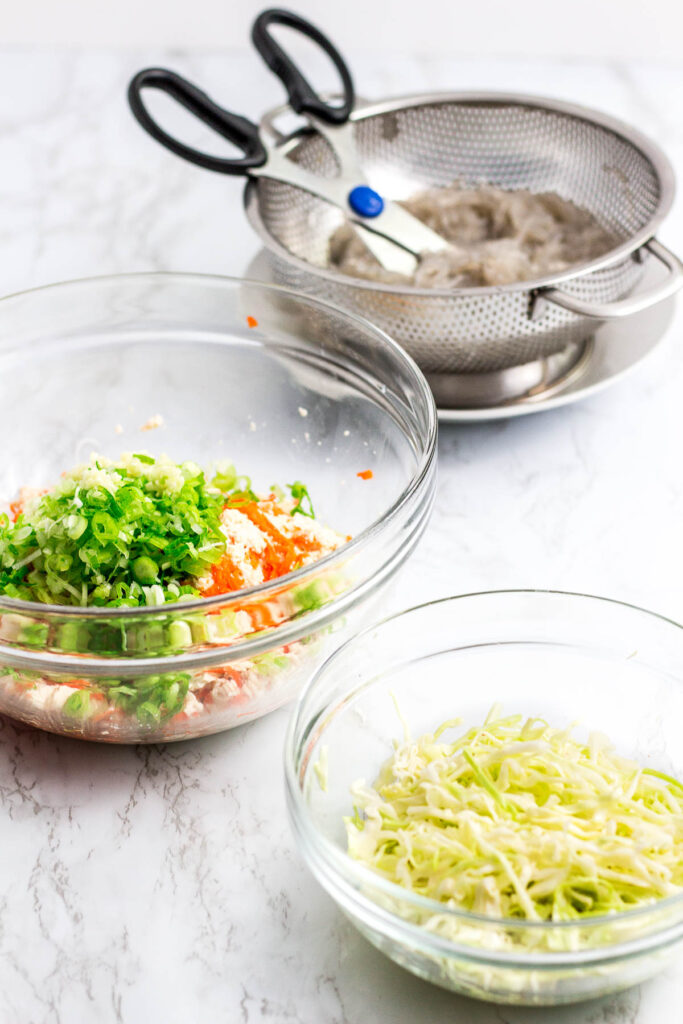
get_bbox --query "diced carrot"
[202,554,246,596]
[357,469,373,481]
[225,667,244,687]
[239,503,298,579]
[242,599,280,629]
[197,495,336,606]
[246,316,259,328]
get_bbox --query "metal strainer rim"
[245,89,675,299]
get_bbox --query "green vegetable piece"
[168,620,193,649]
[293,579,328,613]
[19,622,49,646]
[137,700,162,725]
[211,462,237,493]
[92,582,112,602]
[66,515,88,540]
[63,690,91,718]
[462,747,515,815]
[58,621,84,651]
[91,511,118,544]
[253,652,290,677]
[288,481,315,518]
[132,556,159,585]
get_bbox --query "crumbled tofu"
[298,407,308,418]
[182,691,204,717]
[221,508,267,553]
[141,413,164,431]
[218,508,268,587]
[12,485,45,517]
[27,682,78,713]
[196,497,345,597]
[263,503,343,558]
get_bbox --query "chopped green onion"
[168,620,193,648]
[0,452,321,611]
[63,690,91,718]
[132,555,159,585]
[0,453,246,608]
[288,481,315,518]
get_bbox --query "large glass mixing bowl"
[0,274,436,742]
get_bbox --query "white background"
[3,0,683,59]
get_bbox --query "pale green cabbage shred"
[346,705,683,922]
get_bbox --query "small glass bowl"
[0,274,436,743]
[286,591,683,1005]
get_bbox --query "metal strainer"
[246,92,682,378]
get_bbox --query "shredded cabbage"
[346,706,683,921]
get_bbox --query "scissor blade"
[368,200,451,255]
[354,225,418,276]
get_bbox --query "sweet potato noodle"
[328,184,615,288]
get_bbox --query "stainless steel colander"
[246,92,682,375]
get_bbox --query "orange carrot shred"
[202,554,246,596]
[246,316,259,328]
[357,470,373,480]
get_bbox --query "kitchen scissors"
[128,8,449,275]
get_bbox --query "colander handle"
[127,68,268,175]
[531,240,683,320]
[252,9,355,126]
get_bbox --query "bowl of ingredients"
[248,92,682,400]
[286,591,683,1005]
[0,273,436,743]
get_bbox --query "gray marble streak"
[1,45,683,1022]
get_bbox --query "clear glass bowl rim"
[285,588,683,955]
[0,271,437,620]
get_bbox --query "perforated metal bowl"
[246,92,682,379]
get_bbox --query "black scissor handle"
[127,68,268,175]
[252,9,355,126]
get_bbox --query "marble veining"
[1,46,683,1023]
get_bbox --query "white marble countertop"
[2,46,683,1023]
